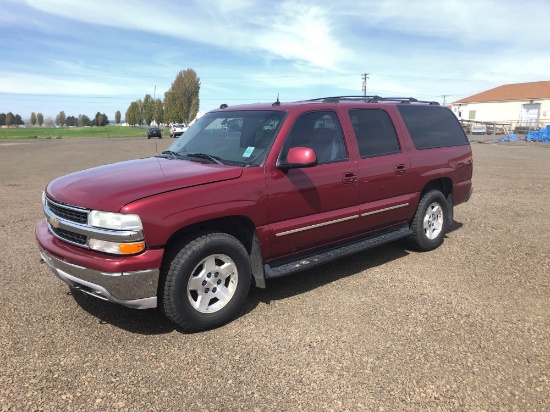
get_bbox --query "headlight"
[88,211,143,231]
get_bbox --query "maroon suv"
[36,96,473,331]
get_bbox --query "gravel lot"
[0,137,548,411]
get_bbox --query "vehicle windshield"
[166,110,287,166]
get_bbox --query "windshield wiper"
[186,153,224,165]
[158,150,183,159]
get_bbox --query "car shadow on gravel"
[70,290,176,335]
[248,219,464,305]
[69,220,464,334]
[248,242,410,305]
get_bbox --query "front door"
[265,110,360,260]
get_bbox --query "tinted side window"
[397,105,469,149]
[348,109,400,158]
[281,110,348,164]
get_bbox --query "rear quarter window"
[397,105,469,149]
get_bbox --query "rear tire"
[161,232,251,332]
[407,190,448,251]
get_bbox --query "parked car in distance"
[147,127,162,139]
[170,123,188,138]
[36,96,473,332]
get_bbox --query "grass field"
[0,125,161,139]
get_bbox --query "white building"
[451,81,550,133]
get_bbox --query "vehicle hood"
[47,157,244,211]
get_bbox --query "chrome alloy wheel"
[423,202,443,240]
[187,253,238,313]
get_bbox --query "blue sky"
[2,0,550,121]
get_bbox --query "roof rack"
[305,96,440,105]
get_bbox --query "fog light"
[89,239,145,255]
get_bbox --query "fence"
[459,119,550,142]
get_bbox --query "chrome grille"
[45,197,90,246]
[51,227,87,246]
[46,198,88,224]
[43,195,144,249]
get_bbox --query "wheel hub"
[423,202,443,240]
[187,254,238,313]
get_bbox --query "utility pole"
[362,73,370,97]
[441,94,447,106]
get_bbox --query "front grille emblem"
[49,216,60,229]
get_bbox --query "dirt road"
[0,138,548,410]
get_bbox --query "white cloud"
[5,0,550,115]
[23,0,350,70]
[0,71,133,95]
[340,0,550,49]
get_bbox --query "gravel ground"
[0,137,548,411]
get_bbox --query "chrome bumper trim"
[39,246,158,309]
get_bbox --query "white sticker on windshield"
[243,147,254,158]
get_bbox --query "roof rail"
[305,96,440,105]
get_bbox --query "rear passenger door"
[348,108,417,231]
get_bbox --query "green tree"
[125,104,133,126]
[30,112,37,127]
[137,99,144,127]
[14,114,23,125]
[142,94,154,125]
[92,112,108,126]
[55,111,66,127]
[165,68,200,124]
[37,113,44,126]
[66,116,78,127]
[6,112,14,127]
[115,110,121,125]
[79,114,91,126]
[0,113,5,126]
[124,105,132,126]
[154,98,164,125]
[125,101,141,127]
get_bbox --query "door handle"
[342,172,357,184]
[395,164,407,175]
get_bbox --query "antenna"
[272,94,281,106]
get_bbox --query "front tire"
[161,232,251,331]
[407,190,449,251]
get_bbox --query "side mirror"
[277,147,317,170]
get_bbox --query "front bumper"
[36,219,161,309]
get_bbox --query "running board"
[264,226,412,279]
